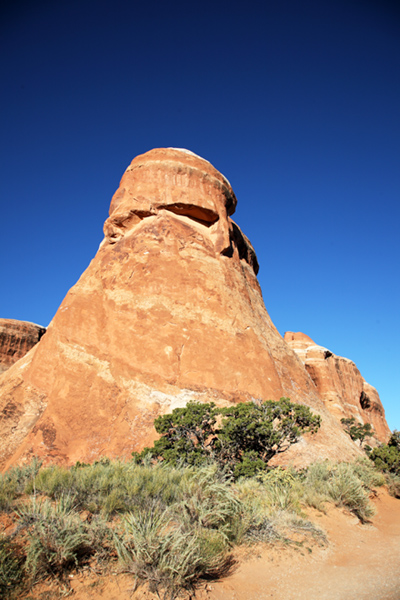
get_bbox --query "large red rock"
[0,150,369,468]
[284,332,390,442]
[0,319,45,375]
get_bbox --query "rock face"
[0,320,46,375]
[284,332,390,442]
[0,149,374,468]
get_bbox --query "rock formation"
[284,332,390,442]
[0,319,46,375]
[0,149,381,469]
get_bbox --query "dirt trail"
[203,489,400,600]
[23,489,400,600]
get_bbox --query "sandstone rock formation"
[0,319,46,375]
[0,149,376,468]
[284,332,390,442]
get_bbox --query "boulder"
[284,331,390,442]
[0,319,45,375]
[0,150,370,468]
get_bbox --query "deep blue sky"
[1,0,399,429]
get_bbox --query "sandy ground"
[21,488,400,600]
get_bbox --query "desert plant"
[341,417,374,447]
[31,460,197,516]
[0,535,24,598]
[175,465,241,543]
[258,467,302,513]
[385,473,400,498]
[234,477,280,543]
[0,458,42,511]
[326,463,374,522]
[0,475,18,512]
[137,399,321,478]
[18,495,91,579]
[114,505,231,599]
[301,460,377,521]
[368,431,400,479]
[351,457,386,489]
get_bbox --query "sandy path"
[204,489,400,600]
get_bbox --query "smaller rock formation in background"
[0,320,46,375]
[284,332,390,443]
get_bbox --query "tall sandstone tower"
[0,149,389,469]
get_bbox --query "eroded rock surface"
[284,331,390,442]
[0,150,371,468]
[0,320,45,375]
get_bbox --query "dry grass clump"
[0,535,24,599]
[301,458,384,522]
[17,495,93,580]
[0,458,42,512]
[114,506,231,600]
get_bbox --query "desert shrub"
[175,465,241,542]
[114,506,231,599]
[301,460,378,521]
[351,457,385,488]
[368,431,400,478]
[28,464,75,498]
[327,462,374,522]
[0,475,18,512]
[217,399,320,478]
[31,460,194,516]
[300,461,331,511]
[234,470,328,546]
[385,473,400,498]
[17,495,91,579]
[0,458,42,511]
[234,477,280,543]
[341,417,374,446]
[136,399,321,478]
[0,535,24,598]
[258,467,302,513]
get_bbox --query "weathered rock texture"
[284,332,390,442]
[0,149,380,468]
[0,320,46,375]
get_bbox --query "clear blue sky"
[1,0,399,430]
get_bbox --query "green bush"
[368,431,400,478]
[341,417,374,447]
[136,399,321,478]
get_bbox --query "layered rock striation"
[0,319,46,375]
[284,332,390,442]
[0,149,381,468]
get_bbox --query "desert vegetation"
[340,416,375,447]
[367,430,400,497]
[0,401,391,599]
[134,398,321,478]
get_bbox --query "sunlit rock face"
[284,332,390,442]
[0,320,45,375]
[0,149,362,468]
